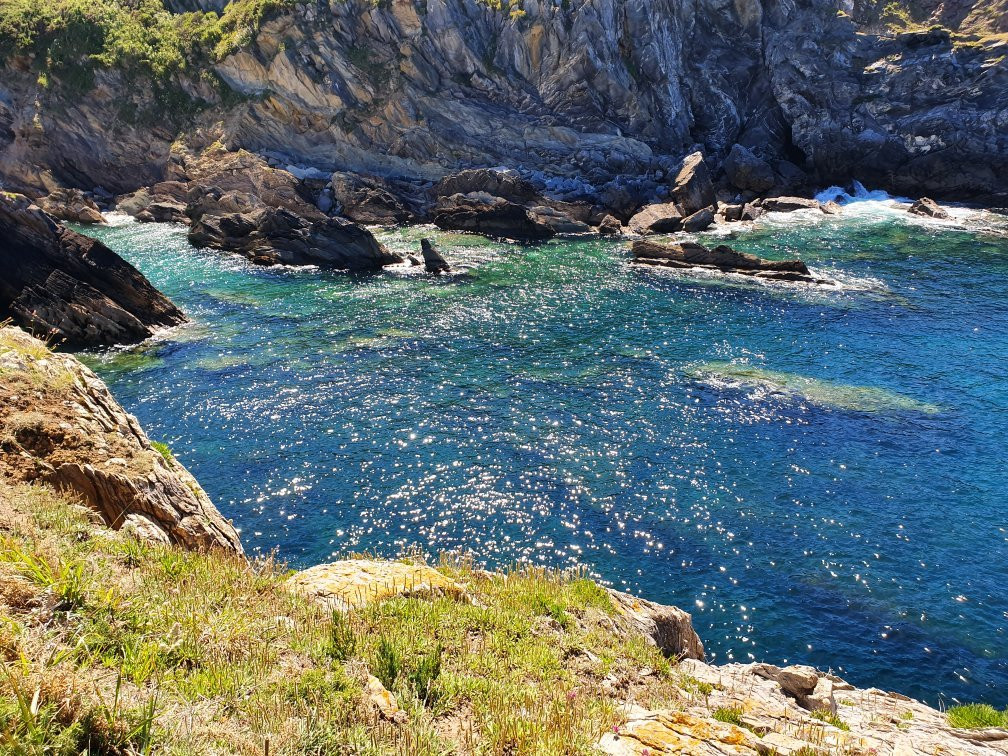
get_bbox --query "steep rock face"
[0,327,243,554]
[0,0,1005,204]
[0,193,186,349]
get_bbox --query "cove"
[76,199,1008,707]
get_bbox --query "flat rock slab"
[289,559,467,611]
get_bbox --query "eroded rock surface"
[0,193,185,348]
[631,239,830,284]
[909,196,951,219]
[0,327,242,554]
[600,659,1008,754]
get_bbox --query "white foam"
[101,211,137,226]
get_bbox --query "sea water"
[77,196,1008,706]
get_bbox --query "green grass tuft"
[947,703,1008,729]
[712,706,744,726]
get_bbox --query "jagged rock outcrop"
[420,237,450,273]
[607,589,705,661]
[600,658,1008,754]
[0,326,242,553]
[632,238,831,284]
[186,185,401,268]
[2,0,1004,212]
[0,193,185,348]
[723,143,776,194]
[909,196,951,219]
[329,171,418,224]
[35,188,105,225]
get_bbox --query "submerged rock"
[631,238,830,284]
[0,192,185,348]
[420,237,451,273]
[909,196,950,219]
[0,326,242,554]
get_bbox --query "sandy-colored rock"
[0,327,242,554]
[909,196,950,219]
[776,664,819,698]
[607,589,705,661]
[288,559,467,612]
[35,188,105,225]
[628,202,683,234]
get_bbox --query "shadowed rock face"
[0,327,243,554]
[0,0,1004,204]
[0,193,185,349]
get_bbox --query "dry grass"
[0,479,683,754]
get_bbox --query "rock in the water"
[669,152,716,216]
[761,196,822,212]
[723,144,776,193]
[0,326,242,554]
[681,205,715,232]
[908,196,950,219]
[597,214,624,236]
[433,192,554,241]
[35,188,105,225]
[821,199,844,215]
[420,238,450,273]
[740,202,765,221]
[0,192,185,348]
[631,238,830,284]
[186,187,401,269]
[628,202,683,234]
[528,205,592,234]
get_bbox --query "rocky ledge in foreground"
[0,193,185,349]
[631,239,832,285]
[0,326,242,553]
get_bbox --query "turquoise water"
[77,201,1008,706]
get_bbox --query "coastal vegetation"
[0,479,683,754]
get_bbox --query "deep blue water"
[77,200,1008,706]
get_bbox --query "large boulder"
[681,205,715,232]
[329,172,417,224]
[34,188,105,225]
[0,193,185,348]
[187,188,401,269]
[669,152,716,216]
[760,196,822,212]
[723,144,776,193]
[628,202,683,234]
[607,589,706,661]
[0,326,242,554]
[433,193,555,241]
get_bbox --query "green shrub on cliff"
[0,0,298,91]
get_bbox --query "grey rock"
[0,193,185,348]
[628,202,683,234]
[761,196,822,213]
[724,144,776,193]
[433,193,554,241]
[420,237,450,274]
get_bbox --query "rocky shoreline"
[1,324,1006,753]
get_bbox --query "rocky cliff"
[0,0,1005,208]
[0,326,243,553]
[0,192,186,348]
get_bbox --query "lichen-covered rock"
[288,559,467,611]
[617,658,1008,755]
[0,193,185,349]
[0,327,242,554]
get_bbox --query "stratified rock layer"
[0,193,185,349]
[0,327,243,554]
[631,239,830,284]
